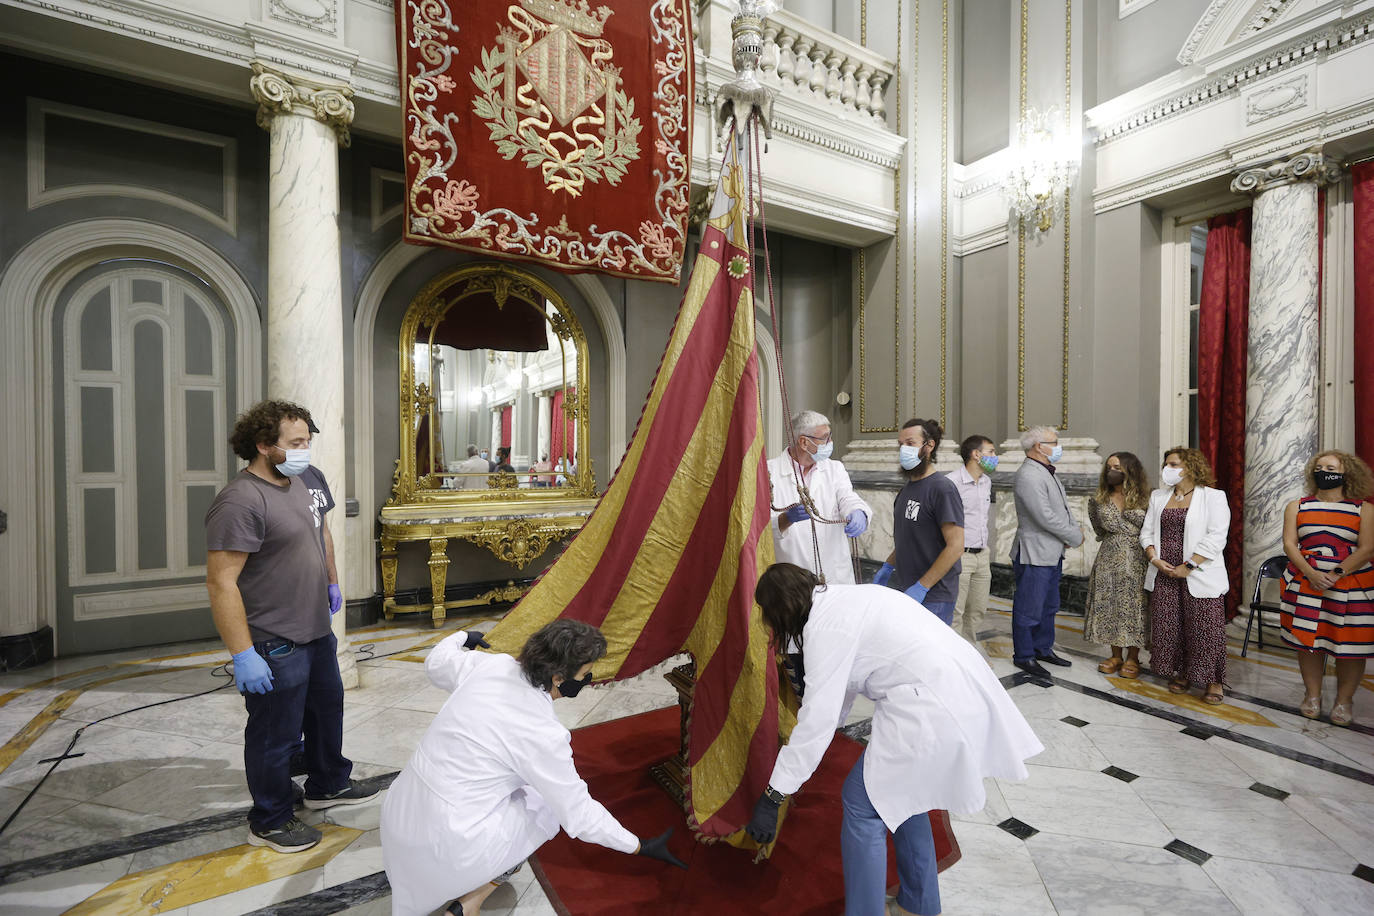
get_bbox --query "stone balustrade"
[758,10,894,125]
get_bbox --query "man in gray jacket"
[1010,426,1084,677]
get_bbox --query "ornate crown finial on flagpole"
[715,1,778,146]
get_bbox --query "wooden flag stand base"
[647,660,697,806]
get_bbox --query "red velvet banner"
[398,0,693,282]
[1353,163,1374,466]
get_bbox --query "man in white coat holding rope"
[768,409,872,586]
[744,563,1043,916]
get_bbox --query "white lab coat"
[768,585,1043,831]
[768,451,872,585]
[380,633,637,916]
[456,455,489,489]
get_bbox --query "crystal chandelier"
[1005,107,1078,234]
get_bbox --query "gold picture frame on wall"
[386,261,596,508]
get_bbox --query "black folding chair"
[1240,555,1291,657]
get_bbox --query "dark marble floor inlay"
[1060,715,1089,728]
[0,771,401,886]
[243,871,390,915]
[1102,765,1139,783]
[1165,838,1212,865]
[997,817,1039,841]
[1179,726,1214,740]
[1248,782,1290,801]
[1353,864,1374,885]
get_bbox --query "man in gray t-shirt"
[205,399,376,854]
[205,472,330,644]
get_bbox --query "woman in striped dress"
[1280,450,1374,727]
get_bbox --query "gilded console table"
[378,499,596,628]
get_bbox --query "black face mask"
[557,672,593,698]
[1313,470,1345,491]
[1105,469,1125,487]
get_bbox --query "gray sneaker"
[248,816,321,853]
[303,779,380,810]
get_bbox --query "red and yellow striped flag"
[485,138,784,842]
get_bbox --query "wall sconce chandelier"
[1005,107,1078,234]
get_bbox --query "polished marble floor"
[1,601,1372,915]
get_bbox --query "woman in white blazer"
[1140,447,1232,704]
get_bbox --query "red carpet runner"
[532,707,961,916]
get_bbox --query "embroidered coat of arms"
[399,0,693,282]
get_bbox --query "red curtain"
[500,405,512,449]
[1354,163,1374,466]
[1197,209,1251,620]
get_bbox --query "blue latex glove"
[873,562,894,586]
[783,504,810,525]
[463,630,492,650]
[844,509,868,537]
[328,584,343,615]
[905,581,930,604]
[231,647,274,695]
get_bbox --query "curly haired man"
[204,399,376,853]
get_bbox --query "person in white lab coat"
[744,564,1043,916]
[380,621,686,916]
[768,410,873,586]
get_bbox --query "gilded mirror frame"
[388,262,595,506]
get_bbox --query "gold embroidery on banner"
[472,0,643,197]
[401,0,691,280]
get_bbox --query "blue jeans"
[841,752,940,916]
[243,632,352,830]
[1012,558,1062,662]
[922,601,955,626]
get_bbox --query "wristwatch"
[1184,561,1199,571]
[763,785,787,805]
[1332,566,1346,577]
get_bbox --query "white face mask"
[1161,465,1184,487]
[275,447,311,477]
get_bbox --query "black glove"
[636,829,688,869]
[463,630,491,650]
[744,791,782,844]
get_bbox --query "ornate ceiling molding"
[1178,0,1305,66]
[1092,9,1374,146]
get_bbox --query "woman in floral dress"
[1085,452,1151,678]
[1141,448,1232,704]
[1280,450,1374,727]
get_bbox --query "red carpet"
[532,706,961,916]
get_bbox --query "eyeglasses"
[800,434,832,445]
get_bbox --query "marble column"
[250,62,358,688]
[536,394,552,463]
[490,408,502,458]
[1231,151,1340,600]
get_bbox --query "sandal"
[1203,689,1224,705]
[1299,696,1322,719]
[1330,703,1353,727]
[1098,657,1123,674]
[1167,679,1188,694]
[1120,659,1140,679]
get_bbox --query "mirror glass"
[391,262,593,505]
[413,300,579,489]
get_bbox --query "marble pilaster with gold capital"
[1231,151,1340,601]
[251,61,357,688]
